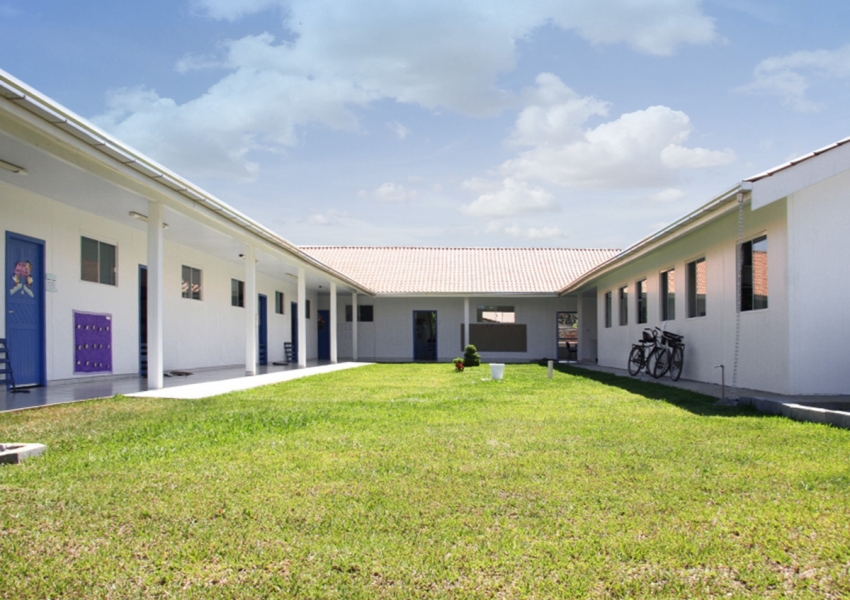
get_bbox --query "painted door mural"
[317,309,330,360]
[258,294,268,366]
[413,310,437,361]
[5,232,46,386]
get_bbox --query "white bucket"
[490,363,505,380]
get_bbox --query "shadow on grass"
[547,363,765,419]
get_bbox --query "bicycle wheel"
[652,347,670,378]
[627,346,643,376]
[669,346,684,381]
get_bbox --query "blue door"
[5,232,46,386]
[290,302,298,362]
[413,310,437,361]
[258,294,268,366]
[317,309,330,360]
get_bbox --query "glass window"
[477,306,515,323]
[275,291,285,314]
[741,235,768,311]
[346,305,374,322]
[306,300,311,319]
[81,236,116,285]
[637,279,647,324]
[618,286,628,326]
[181,266,202,300]
[231,279,244,307]
[661,269,675,321]
[687,258,706,318]
[604,292,612,328]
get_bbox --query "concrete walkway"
[127,362,372,400]
[570,362,850,429]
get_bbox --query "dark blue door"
[258,294,268,366]
[317,309,330,360]
[413,310,437,361]
[5,232,46,386]
[290,302,298,362]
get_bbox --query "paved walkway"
[1,361,372,412]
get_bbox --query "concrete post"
[297,267,307,368]
[146,200,164,390]
[330,281,338,364]
[463,297,470,350]
[244,244,257,375]
[351,292,358,361]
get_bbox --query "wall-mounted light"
[0,158,27,175]
[129,211,169,229]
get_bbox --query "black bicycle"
[627,328,665,376]
[652,330,685,381]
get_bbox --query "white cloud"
[651,188,686,203]
[388,121,410,140]
[460,178,556,217]
[738,45,850,112]
[374,182,407,202]
[93,1,718,178]
[503,225,566,240]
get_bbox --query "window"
[477,306,516,323]
[81,236,116,285]
[181,266,202,300]
[346,305,374,322]
[306,300,311,319]
[275,291,285,314]
[660,269,675,321]
[604,292,612,328]
[741,235,768,311]
[231,279,244,307]
[637,279,647,324]
[618,286,628,326]
[687,258,706,318]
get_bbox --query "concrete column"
[330,281,338,364]
[351,292,358,361]
[146,200,164,390]
[297,267,307,368]
[244,245,257,375]
[463,297,470,350]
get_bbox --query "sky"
[2,1,850,250]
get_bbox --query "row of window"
[604,235,767,328]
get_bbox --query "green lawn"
[1,364,849,598]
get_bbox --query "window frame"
[231,279,245,308]
[618,285,628,326]
[81,236,117,286]
[346,305,374,322]
[687,257,707,318]
[740,234,768,312]
[306,299,311,319]
[604,291,612,328]
[636,279,648,324]
[275,291,285,315]
[181,265,202,301]
[476,305,516,324]
[660,269,675,321]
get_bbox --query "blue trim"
[5,231,47,386]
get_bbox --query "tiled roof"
[301,247,620,294]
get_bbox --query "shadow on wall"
[550,363,767,420]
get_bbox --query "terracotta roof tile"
[301,247,620,294]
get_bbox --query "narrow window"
[660,269,675,321]
[275,291,285,314]
[687,258,706,318]
[604,292,612,328]
[477,306,516,323]
[618,286,628,326]
[81,236,116,285]
[181,266,202,300]
[740,235,768,311]
[231,279,244,307]
[306,300,311,319]
[637,279,647,324]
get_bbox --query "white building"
[3,67,850,397]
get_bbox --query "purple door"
[5,232,46,386]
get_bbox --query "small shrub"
[453,357,465,371]
[463,345,481,367]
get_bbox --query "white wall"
[786,168,850,394]
[330,295,577,362]
[1,179,302,381]
[593,198,790,394]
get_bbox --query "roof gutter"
[558,181,751,295]
[0,69,375,296]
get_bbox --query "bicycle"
[652,330,685,381]
[627,328,665,376]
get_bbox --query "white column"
[463,297,470,350]
[351,292,358,361]
[297,267,307,368]
[146,200,164,390]
[244,245,257,375]
[330,281,338,364]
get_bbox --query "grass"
[1,363,849,598]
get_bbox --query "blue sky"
[2,1,849,249]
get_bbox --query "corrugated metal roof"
[302,247,620,294]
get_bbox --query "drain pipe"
[715,364,725,403]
